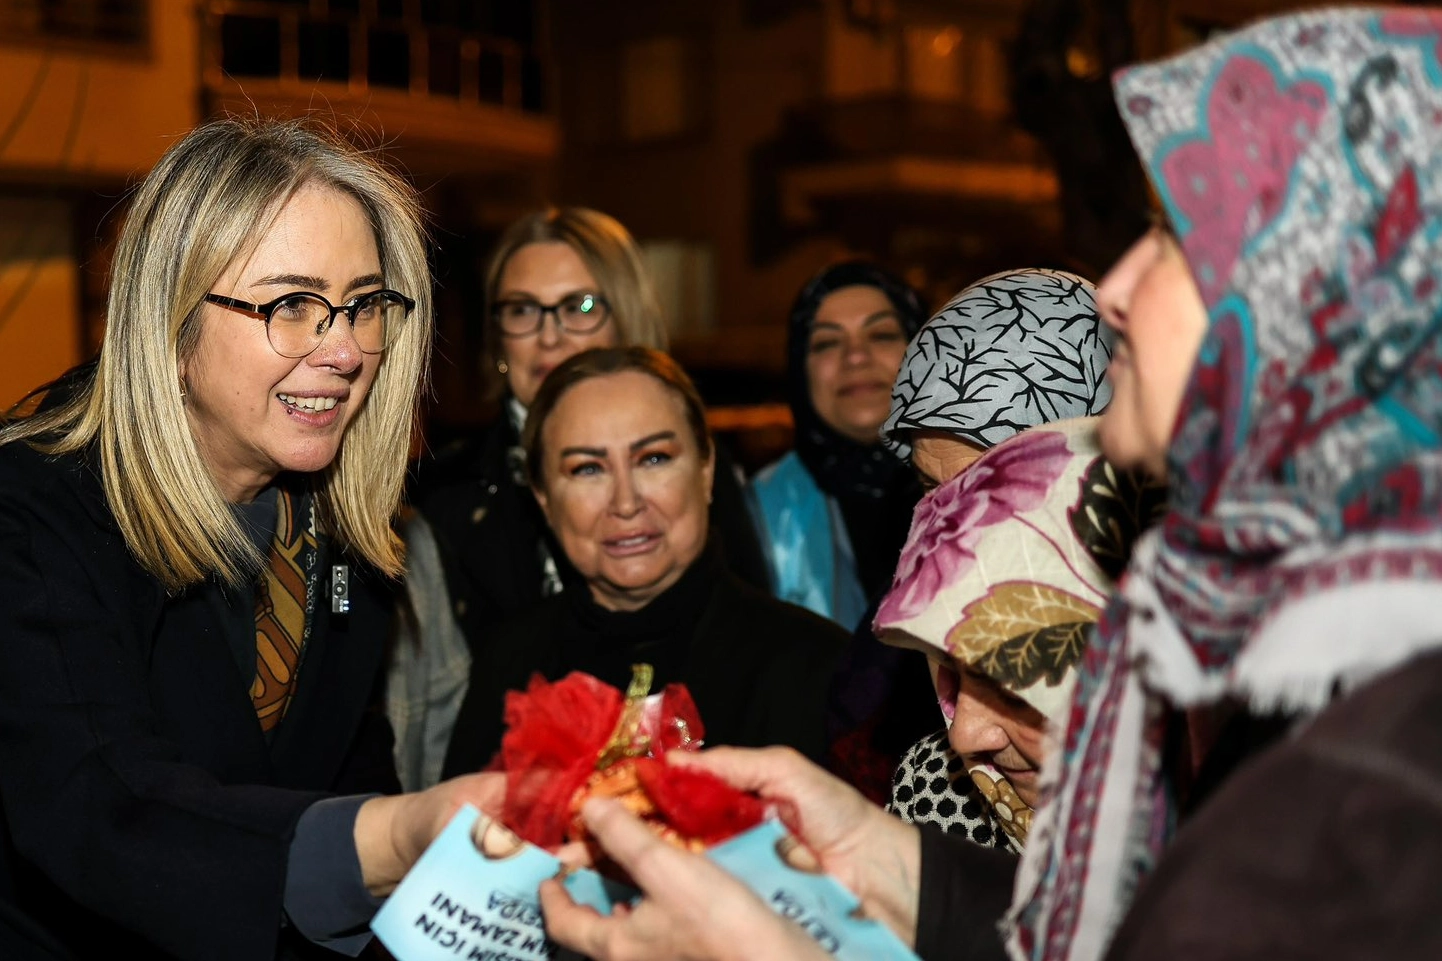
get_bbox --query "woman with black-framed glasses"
[0,118,505,959]
[387,206,770,791]
[203,287,416,358]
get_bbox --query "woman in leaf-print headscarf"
[882,268,1115,482]
[873,418,1163,852]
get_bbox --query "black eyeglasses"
[204,289,415,358]
[492,292,611,337]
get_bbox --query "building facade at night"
[1,0,1321,427]
[0,0,555,420]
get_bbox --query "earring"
[178,380,187,400]
[497,359,509,374]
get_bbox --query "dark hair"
[522,346,712,488]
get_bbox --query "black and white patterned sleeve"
[888,729,1017,853]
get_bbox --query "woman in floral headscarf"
[1010,8,1442,961]
[875,418,1160,852]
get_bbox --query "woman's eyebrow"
[812,309,898,332]
[249,272,384,293]
[253,272,330,291]
[498,286,595,300]
[559,445,607,458]
[629,431,676,452]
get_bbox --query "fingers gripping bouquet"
[492,665,767,870]
[375,666,923,961]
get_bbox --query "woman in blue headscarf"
[748,261,927,630]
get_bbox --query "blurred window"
[368,26,410,90]
[903,25,962,102]
[297,19,349,83]
[642,240,716,338]
[965,33,1008,115]
[824,16,898,99]
[0,0,148,49]
[622,36,694,141]
[204,1,543,112]
[220,14,280,77]
[428,32,461,96]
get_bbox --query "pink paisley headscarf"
[1009,10,1442,961]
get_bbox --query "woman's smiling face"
[806,285,910,445]
[182,183,384,503]
[496,241,619,407]
[534,370,715,612]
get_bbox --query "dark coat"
[0,442,398,961]
[911,649,1442,961]
[441,549,847,778]
[914,826,1016,961]
[410,415,554,650]
[1103,646,1442,960]
[413,414,771,660]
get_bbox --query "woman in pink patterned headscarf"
[874,419,1161,852]
[1013,8,1442,961]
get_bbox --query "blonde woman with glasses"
[0,117,502,959]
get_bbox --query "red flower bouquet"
[491,666,767,863]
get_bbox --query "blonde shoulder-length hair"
[481,206,667,399]
[1,116,432,592]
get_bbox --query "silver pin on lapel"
[331,564,350,613]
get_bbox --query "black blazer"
[412,414,555,650]
[0,442,398,960]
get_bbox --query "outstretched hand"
[355,772,507,896]
[669,747,922,945]
[539,796,830,961]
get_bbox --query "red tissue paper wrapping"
[491,670,767,852]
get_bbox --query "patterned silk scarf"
[882,269,1113,460]
[1009,10,1442,961]
[251,488,319,732]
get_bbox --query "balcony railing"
[800,95,1045,167]
[203,1,543,112]
[0,0,149,50]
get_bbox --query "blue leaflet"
[374,808,918,961]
